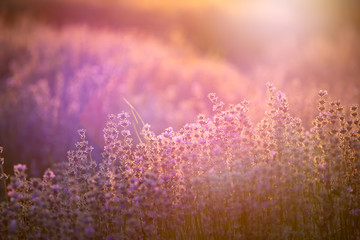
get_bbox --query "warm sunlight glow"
[124,0,223,11]
[1,0,360,238]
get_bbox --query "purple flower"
[43,169,55,181]
[9,219,17,232]
[14,164,27,173]
[121,130,131,137]
[84,227,95,236]
[51,184,61,191]
[350,209,360,216]
[84,146,94,153]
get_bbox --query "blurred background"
[1,0,360,176]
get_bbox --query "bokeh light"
[1,0,360,174]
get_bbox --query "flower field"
[1,84,360,239]
[1,0,360,239]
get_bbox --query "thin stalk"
[123,97,145,144]
[0,164,8,203]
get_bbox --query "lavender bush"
[0,20,254,176]
[2,18,360,179]
[0,84,359,239]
